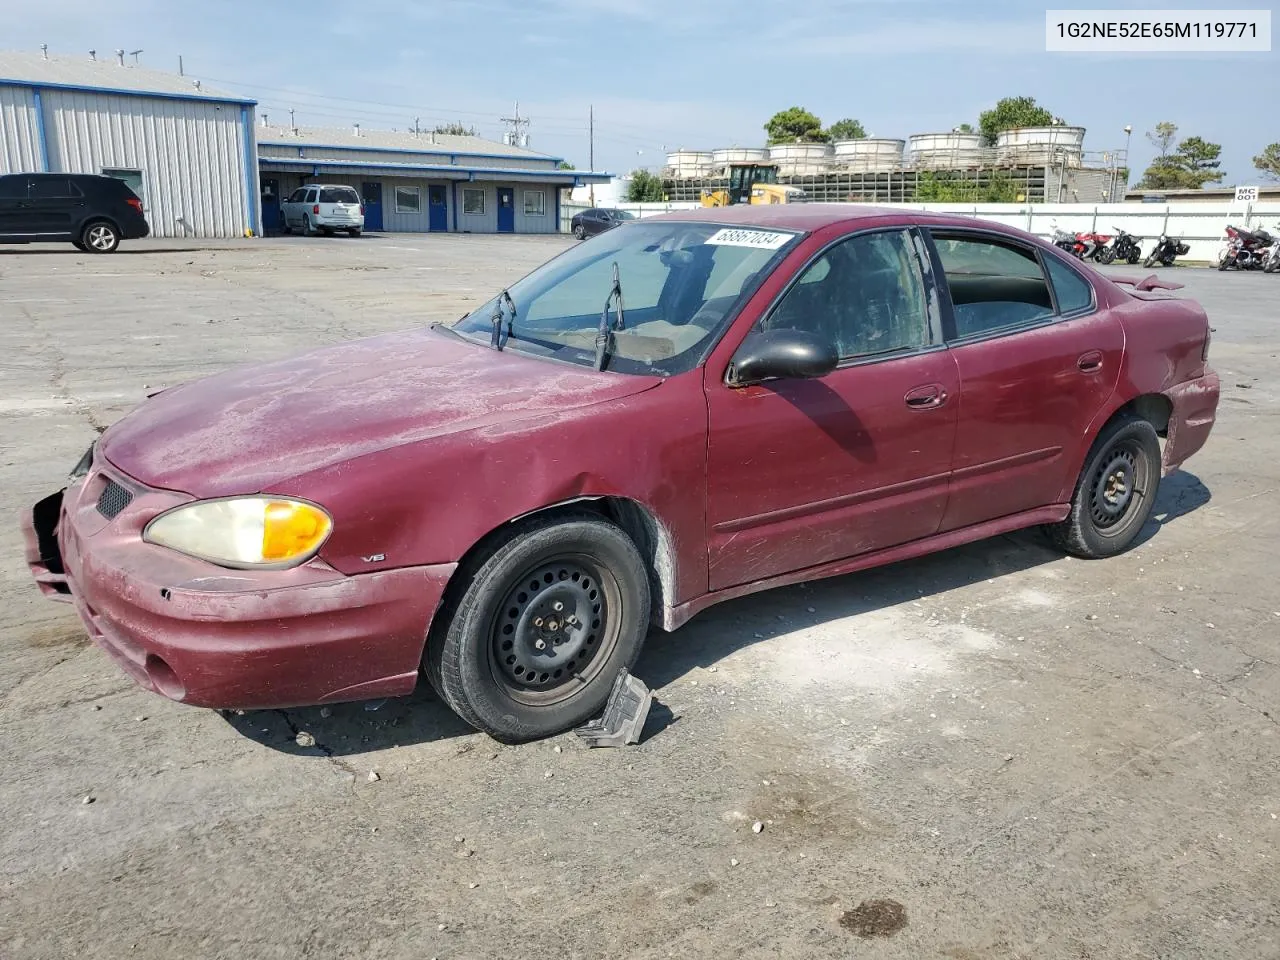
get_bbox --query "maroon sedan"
[23,205,1220,742]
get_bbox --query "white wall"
[560,199,1280,262]
[0,85,42,173]
[39,89,253,239]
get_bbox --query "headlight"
[143,497,332,568]
[69,442,96,483]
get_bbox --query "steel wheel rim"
[89,225,115,250]
[1089,441,1147,536]
[488,554,621,706]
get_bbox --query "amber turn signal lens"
[262,500,331,562]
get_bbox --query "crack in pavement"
[270,708,388,818]
[18,304,107,434]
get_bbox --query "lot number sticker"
[705,228,794,249]
[1234,185,1259,203]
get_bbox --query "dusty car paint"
[23,204,1220,711]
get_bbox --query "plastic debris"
[574,669,652,748]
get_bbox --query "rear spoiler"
[1110,273,1185,292]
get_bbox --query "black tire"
[279,215,291,235]
[573,223,586,240]
[1046,414,1162,559]
[427,513,651,743]
[71,239,87,252]
[1098,246,1117,265]
[81,220,120,254]
[1143,252,1158,269]
[1127,250,1141,265]
[1218,251,1231,271]
[348,228,362,238]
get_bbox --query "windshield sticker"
[704,228,794,250]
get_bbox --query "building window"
[102,167,144,205]
[394,186,421,214]
[463,188,486,216]
[524,190,545,216]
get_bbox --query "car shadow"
[638,469,1211,689]
[225,470,1209,755]
[0,246,236,255]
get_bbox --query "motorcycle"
[1049,224,1080,257]
[1264,228,1280,273]
[1218,224,1275,271]
[1143,233,1191,268]
[1075,231,1112,262]
[1097,228,1142,265]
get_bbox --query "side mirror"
[728,328,839,387]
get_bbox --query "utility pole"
[500,101,530,148]
[589,104,595,205]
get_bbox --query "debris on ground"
[319,707,332,719]
[574,669,652,748]
[366,770,380,782]
[81,796,95,805]
[752,821,764,834]
[295,732,316,748]
[839,899,908,938]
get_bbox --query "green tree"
[825,117,866,141]
[1253,142,1280,181]
[914,171,1021,203]
[1138,123,1226,189]
[977,96,1056,146]
[626,169,666,202]
[764,107,827,145]
[434,122,478,136]
[955,122,975,134]
[558,160,575,170]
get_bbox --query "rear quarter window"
[1044,255,1095,314]
[320,187,360,204]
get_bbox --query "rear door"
[27,177,85,235]
[925,228,1123,532]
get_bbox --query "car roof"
[648,202,910,231]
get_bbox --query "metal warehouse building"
[0,50,258,238]
[0,48,610,239]
[258,125,609,235]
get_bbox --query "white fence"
[560,200,1280,264]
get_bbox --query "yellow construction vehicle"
[700,162,806,207]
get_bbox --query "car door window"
[759,228,932,361]
[0,177,28,199]
[30,179,81,199]
[1044,254,1094,314]
[931,233,1055,339]
[287,189,306,203]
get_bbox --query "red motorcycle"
[1218,224,1275,271]
[1074,231,1113,262]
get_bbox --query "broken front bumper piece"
[574,669,652,747]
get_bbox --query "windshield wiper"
[489,289,517,350]
[594,262,625,371]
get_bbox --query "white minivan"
[281,184,365,237]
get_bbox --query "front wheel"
[1143,252,1159,268]
[1127,249,1141,265]
[303,215,316,237]
[426,513,651,743]
[1098,246,1117,265]
[1046,414,1161,559]
[82,220,120,253]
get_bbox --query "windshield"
[610,210,637,220]
[450,220,801,375]
[320,187,360,204]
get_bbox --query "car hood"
[100,327,661,497]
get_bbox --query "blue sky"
[11,0,1279,185]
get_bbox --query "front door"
[496,186,515,233]
[361,182,383,231]
[705,226,959,591]
[260,178,281,233]
[0,175,32,235]
[926,229,1125,532]
[428,185,448,231]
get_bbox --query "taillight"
[126,196,143,214]
[359,204,364,215]
[313,204,320,214]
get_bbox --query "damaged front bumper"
[21,454,454,710]
[1162,368,1221,474]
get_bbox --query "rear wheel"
[1046,414,1161,559]
[72,239,87,252]
[1127,250,1141,265]
[348,227,362,238]
[426,513,650,743]
[573,223,586,240]
[1098,246,1117,265]
[82,220,120,253]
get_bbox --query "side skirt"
[664,504,1070,631]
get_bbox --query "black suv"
[0,173,151,253]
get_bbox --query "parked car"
[281,184,364,237]
[0,172,150,253]
[23,205,1220,743]
[571,207,636,239]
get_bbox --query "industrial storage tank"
[995,126,1086,166]
[766,142,834,176]
[907,132,985,169]
[831,138,906,171]
[711,146,769,167]
[665,150,715,178]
